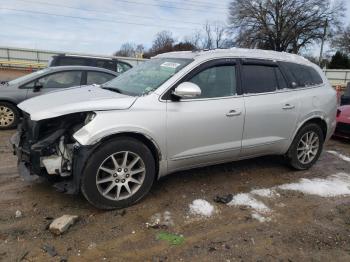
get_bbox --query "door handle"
[226,110,241,117]
[282,104,295,110]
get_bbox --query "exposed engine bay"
[11,112,96,193]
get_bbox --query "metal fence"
[0,46,146,69]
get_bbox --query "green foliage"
[329,51,350,69]
[156,232,185,246]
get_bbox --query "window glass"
[188,65,236,98]
[103,58,193,96]
[117,62,132,73]
[96,60,115,71]
[57,57,87,66]
[26,71,82,88]
[280,62,323,87]
[87,71,115,85]
[275,68,288,89]
[242,65,278,94]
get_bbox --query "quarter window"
[242,65,278,94]
[188,65,236,98]
[280,62,323,87]
[87,71,115,85]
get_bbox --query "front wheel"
[81,137,156,209]
[286,123,324,170]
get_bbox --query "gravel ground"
[1,130,350,262]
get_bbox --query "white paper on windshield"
[160,62,181,69]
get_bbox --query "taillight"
[337,109,341,117]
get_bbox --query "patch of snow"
[278,173,350,197]
[327,150,350,162]
[189,199,215,217]
[227,193,271,213]
[251,212,271,223]
[250,188,280,198]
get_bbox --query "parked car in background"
[334,105,350,139]
[340,82,350,105]
[0,66,117,129]
[12,49,336,209]
[48,54,132,74]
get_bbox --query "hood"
[18,85,137,121]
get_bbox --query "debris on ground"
[189,199,215,217]
[278,173,350,197]
[49,215,79,235]
[156,232,185,246]
[146,211,174,229]
[41,244,58,257]
[213,194,233,204]
[15,210,22,218]
[228,193,271,213]
[18,250,29,261]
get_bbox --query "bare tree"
[184,30,202,49]
[150,31,175,55]
[332,25,350,54]
[114,42,136,57]
[228,0,344,53]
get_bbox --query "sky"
[0,0,349,56]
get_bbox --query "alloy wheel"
[96,151,146,201]
[296,131,320,165]
[0,106,15,127]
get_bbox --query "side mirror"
[172,82,201,99]
[33,81,43,92]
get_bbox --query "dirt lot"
[1,130,350,262]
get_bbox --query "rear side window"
[280,62,323,87]
[56,57,88,66]
[87,71,115,85]
[242,65,278,94]
[96,60,115,71]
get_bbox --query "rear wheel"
[0,102,19,130]
[286,123,324,170]
[81,137,156,209]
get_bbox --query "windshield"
[102,58,193,96]
[8,68,50,85]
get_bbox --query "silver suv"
[12,49,337,209]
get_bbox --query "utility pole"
[319,18,328,67]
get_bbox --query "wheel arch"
[293,117,328,142]
[98,131,162,179]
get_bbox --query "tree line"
[114,0,350,68]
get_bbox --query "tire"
[286,123,324,170]
[0,102,20,130]
[81,137,156,209]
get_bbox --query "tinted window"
[117,62,132,73]
[87,71,115,85]
[25,71,82,88]
[275,68,288,89]
[188,65,236,98]
[96,60,115,71]
[280,62,323,87]
[242,65,278,94]
[57,57,87,66]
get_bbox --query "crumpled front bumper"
[10,131,37,181]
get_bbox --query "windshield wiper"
[101,86,123,94]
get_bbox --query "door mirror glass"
[173,82,201,99]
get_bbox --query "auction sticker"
[160,62,181,69]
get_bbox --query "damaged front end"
[11,112,97,194]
